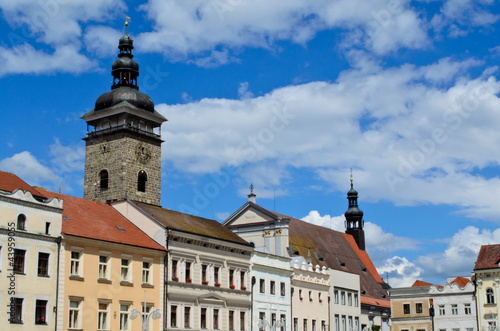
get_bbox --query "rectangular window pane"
[201,308,207,329]
[38,252,49,277]
[240,312,246,331]
[171,305,177,327]
[120,305,129,331]
[35,300,47,325]
[184,307,191,328]
[14,250,25,274]
[69,301,80,328]
[229,310,234,330]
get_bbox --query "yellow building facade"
[388,285,433,331]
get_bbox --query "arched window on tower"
[487,288,495,304]
[99,170,109,190]
[138,170,147,192]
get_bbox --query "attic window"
[379,291,386,298]
[289,246,299,255]
[63,216,71,221]
[337,258,345,267]
[116,226,125,232]
[315,252,324,261]
[360,289,366,294]
[359,263,367,272]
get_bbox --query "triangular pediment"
[198,293,226,303]
[223,202,282,227]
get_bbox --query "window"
[38,252,49,277]
[171,305,177,327]
[281,282,286,296]
[403,303,410,314]
[121,258,130,282]
[230,269,234,287]
[280,314,286,331]
[319,292,323,303]
[294,318,298,331]
[240,271,245,289]
[142,261,151,284]
[99,255,109,279]
[70,251,81,276]
[341,292,346,305]
[354,318,359,331]
[10,298,23,324]
[451,304,458,315]
[184,307,191,328]
[299,289,303,300]
[200,308,207,329]
[487,288,495,304]
[348,293,352,306]
[69,300,80,328]
[45,222,51,235]
[354,294,359,307]
[99,170,108,190]
[309,291,313,302]
[138,170,147,192]
[185,262,191,282]
[98,303,109,330]
[439,305,445,315]
[334,316,339,331]
[304,319,308,331]
[213,309,219,329]
[214,267,220,285]
[334,290,339,304]
[465,303,471,315]
[416,302,423,314]
[17,214,26,230]
[321,320,326,331]
[172,260,178,281]
[312,320,316,331]
[270,280,276,295]
[229,310,235,330]
[14,249,26,274]
[348,317,352,331]
[260,279,265,293]
[272,313,276,327]
[240,312,246,331]
[120,305,129,331]
[259,312,266,331]
[202,265,208,284]
[35,300,48,325]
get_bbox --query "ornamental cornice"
[0,228,60,243]
[0,189,63,212]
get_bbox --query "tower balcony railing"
[86,124,161,139]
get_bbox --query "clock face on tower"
[135,142,152,164]
[97,141,111,162]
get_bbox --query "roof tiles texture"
[450,276,470,287]
[288,218,390,308]
[412,280,434,287]
[134,202,249,245]
[475,244,500,270]
[0,170,47,199]
[49,193,165,251]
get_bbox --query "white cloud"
[49,139,85,174]
[138,0,428,58]
[377,256,423,288]
[238,82,254,100]
[0,151,61,187]
[431,0,499,33]
[156,56,500,220]
[0,44,97,76]
[301,210,345,232]
[415,226,500,279]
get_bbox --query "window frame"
[68,300,81,329]
[97,302,109,330]
[38,252,50,277]
[14,249,26,274]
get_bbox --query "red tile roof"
[48,192,165,251]
[0,170,47,199]
[450,276,470,287]
[475,244,500,270]
[133,202,250,245]
[412,280,434,287]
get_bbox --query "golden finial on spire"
[350,168,353,182]
[123,14,131,34]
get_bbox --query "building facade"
[252,251,292,331]
[0,171,64,331]
[112,199,254,331]
[388,284,433,331]
[330,268,361,331]
[473,244,500,330]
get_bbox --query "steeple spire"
[248,183,256,203]
[111,20,139,90]
[345,170,365,250]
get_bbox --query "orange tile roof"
[450,276,470,287]
[48,192,165,251]
[474,244,500,270]
[412,280,434,287]
[0,170,47,199]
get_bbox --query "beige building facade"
[388,285,433,331]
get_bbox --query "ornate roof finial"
[350,168,353,188]
[248,183,256,203]
[123,14,131,35]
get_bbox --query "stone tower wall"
[83,130,162,205]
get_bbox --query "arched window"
[487,288,495,304]
[17,214,26,230]
[99,170,108,190]
[138,170,147,192]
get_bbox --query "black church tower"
[345,177,365,250]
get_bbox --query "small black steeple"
[345,170,365,250]
[112,20,139,90]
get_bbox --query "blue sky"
[1,0,500,287]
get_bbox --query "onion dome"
[94,21,154,113]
